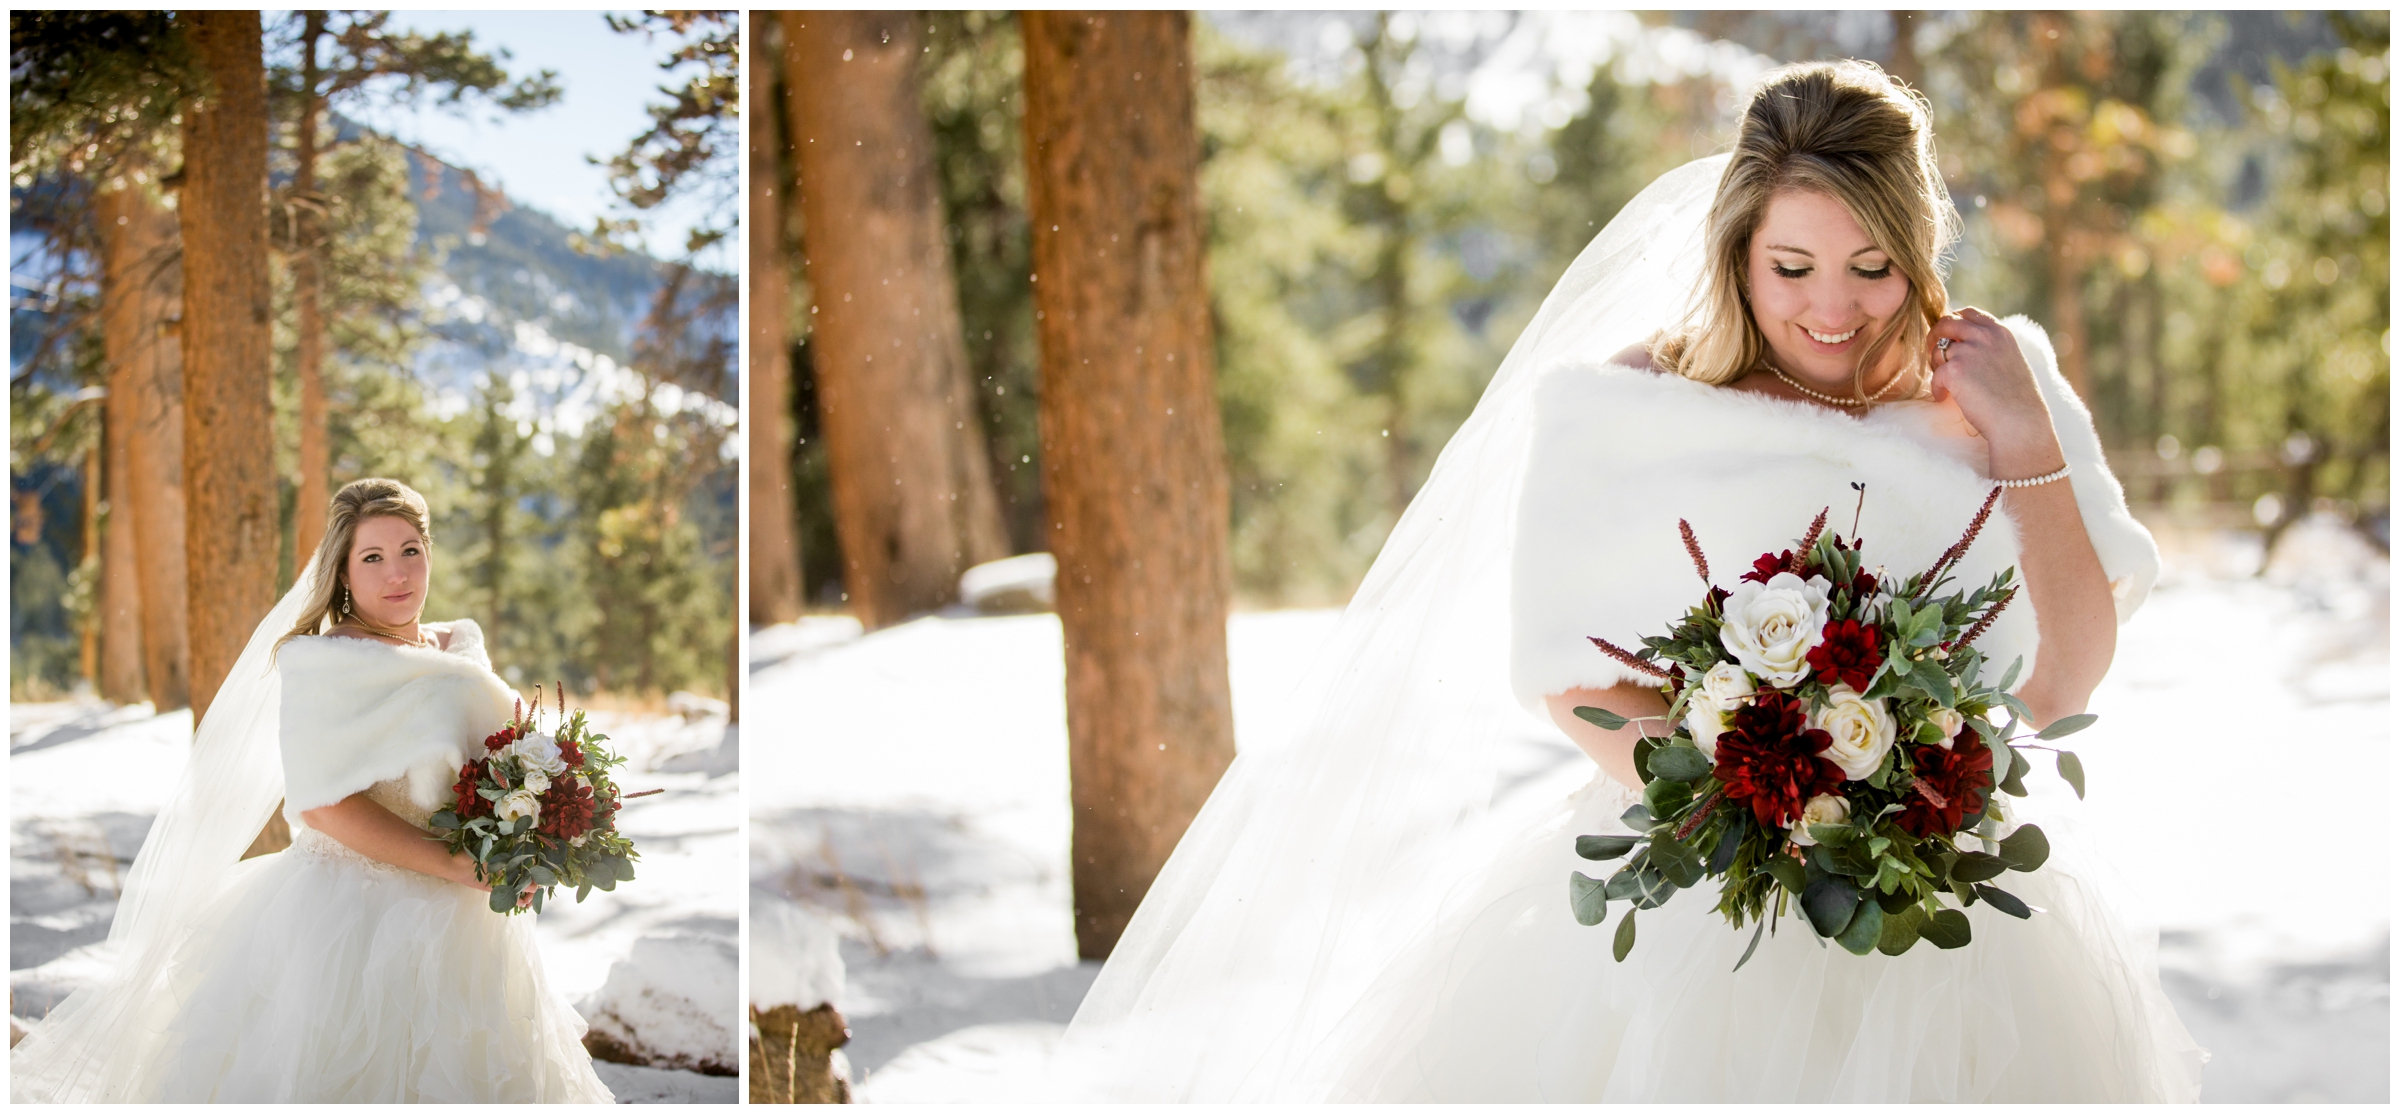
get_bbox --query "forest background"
[11,10,740,709]
[752,9,2388,616]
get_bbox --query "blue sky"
[322,10,726,266]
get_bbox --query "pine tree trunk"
[80,442,102,689]
[783,10,1009,629]
[1021,10,1237,959]
[291,16,330,570]
[98,302,146,706]
[748,9,805,626]
[179,10,278,729]
[98,180,191,712]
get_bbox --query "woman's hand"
[1926,307,2067,480]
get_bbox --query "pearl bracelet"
[1994,462,2072,489]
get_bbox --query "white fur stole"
[275,619,514,823]
[1510,315,2158,712]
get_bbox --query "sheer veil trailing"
[1055,156,1734,1098]
[11,558,326,1101]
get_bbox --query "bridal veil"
[12,559,324,1101]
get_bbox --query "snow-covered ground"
[750,514,2389,1104]
[8,699,740,1104]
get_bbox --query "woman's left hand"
[1926,307,2063,469]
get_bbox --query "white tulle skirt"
[1297,775,2207,1102]
[125,827,614,1103]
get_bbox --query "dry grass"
[748,1003,851,1103]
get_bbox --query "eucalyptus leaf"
[1650,835,1705,888]
[1733,915,1768,972]
[1620,804,1654,829]
[1974,883,2034,918]
[1631,868,1680,910]
[1920,908,1974,949]
[1570,871,1609,926]
[1949,851,2011,884]
[1604,869,1643,901]
[1612,908,1638,962]
[1765,856,1808,895]
[1575,835,1641,861]
[1801,874,1860,938]
[1997,824,2051,871]
[1996,656,2024,692]
[488,886,515,914]
[2036,712,2098,740]
[2056,750,2087,799]
[429,812,462,831]
[1708,821,1744,874]
[1998,746,2030,796]
[1649,745,1713,783]
[1574,705,1631,731]
[1632,738,1657,785]
[1876,903,1925,956]
[1835,899,1885,955]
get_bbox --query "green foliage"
[588,11,736,256]
[9,10,198,180]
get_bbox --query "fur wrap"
[1511,315,2158,712]
[275,619,514,825]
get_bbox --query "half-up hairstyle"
[276,478,434,652]
[1653,60,1960,395]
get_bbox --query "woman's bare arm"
[1930,308,2117,727]
[300,794,488,890]
[1544,683,1671,793]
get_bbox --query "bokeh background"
[749,10,2388,1104]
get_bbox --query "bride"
[11,478,614,1102]
[1054,61,2205,1101]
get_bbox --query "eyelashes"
[357,546,424,564]
[1770,263,1895,280]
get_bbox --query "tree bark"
[80,441,104,690]
[783,10,1008,628]
[1021,10,1237,959]
[179,10,277,730]
[291,13,330,570]
[97,181,191,712]
[98,305,146,706]
[749,9,805,627]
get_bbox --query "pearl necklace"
[1765,360,1913,408]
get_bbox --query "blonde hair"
[1653,60,1960,396]
[277,478,435,651]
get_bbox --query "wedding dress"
[10,564,615,1103]
[1050,156,2206,1101]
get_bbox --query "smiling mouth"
[1805,326,1860,345]
[382,591,415,603]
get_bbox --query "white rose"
[522,767,552,794]
[1811,684,1898,781]
[495,787,543,825]
[1682,662,1756,758]
[1928,706,1966,749]
[508,732,568,776]
[1718,572,1832,688]
[1787,793,1852,846]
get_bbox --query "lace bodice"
[366,777,441,832]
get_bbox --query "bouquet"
[432,684,647,914]
[1568,487,2093,967]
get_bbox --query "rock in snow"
[579,933,740,1077]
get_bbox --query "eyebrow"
[1763,243,1887,259]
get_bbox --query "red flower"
[537,780,599,840]
[1741,551,1796,584]
[451,760,491,820]
[1805,619,1885,691]
[559,736,585,769]
[1894,738,1994,838]
[1712,691,1845,828]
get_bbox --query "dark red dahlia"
[452,760,491,819]
[1711,691,1845,828]
[537,780,599,840]
[559,735,585,769]
[1894,738,1995,838]
[1741,550,1797,584]
[1805,619,1885,691]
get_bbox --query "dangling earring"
[341,586,352,617]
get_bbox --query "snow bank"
[579,932,740,1077]
[752,894,845,1009]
